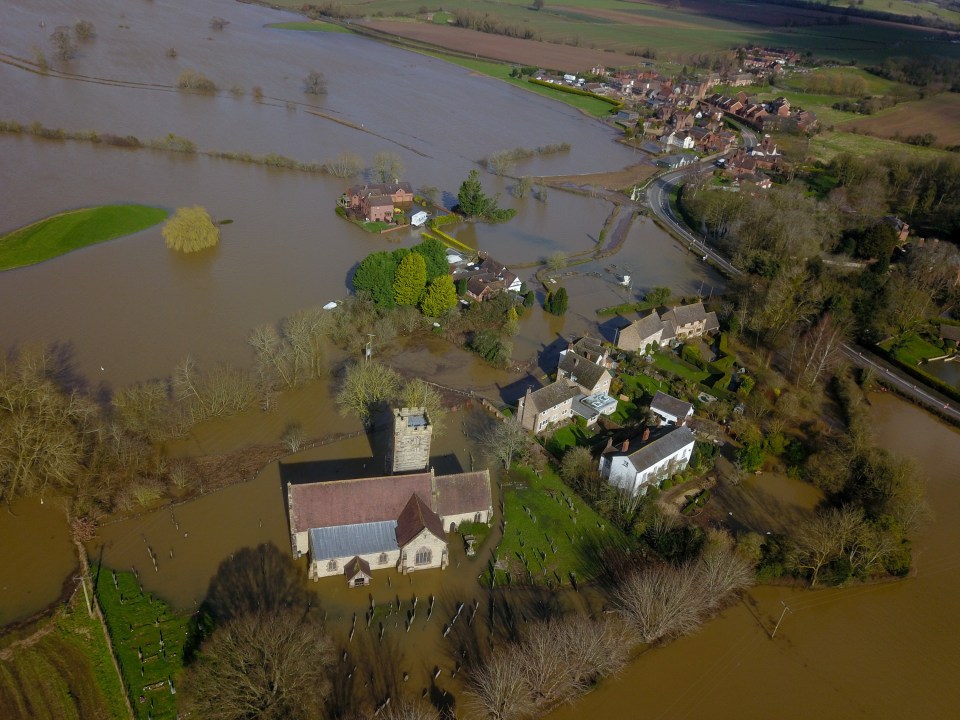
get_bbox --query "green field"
[810,129,955,161]
[494,465,626,587]
[94,570,189,720]
[880,332,945,366]
[0,591,128,720]
[0,205,168,271]
[264,0,960,64]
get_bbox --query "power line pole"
[74,575,93,618]
[770,600,792,639]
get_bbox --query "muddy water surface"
[547,393,960,720]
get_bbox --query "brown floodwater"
[546,392,960,720]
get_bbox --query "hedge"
[528,78,623,107]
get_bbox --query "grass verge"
[266,20,354,33]
[94,569,189,720]
[0,205,168,271]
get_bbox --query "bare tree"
[697,530,755,610]
[614,562,703,644]
[182,608,334,720]
[512,175,533,199]
[336,360,402,426]
[379,701,440,720]
[373,151,404,183]
[210,16,230,31]
[487,151,515,177]
[282,424,307,453]
[479,418,530,469]
[324,151,364,178]
[397,378,447,436]
[112,379,182,441]
[793,313,847,388]
[788,510,844,587]
[303,70,327,95]
[49,26,78,61]
[464,647,536,720]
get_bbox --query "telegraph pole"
[770,600,792,639]
[75,575,93,618]
[365,334,375,362]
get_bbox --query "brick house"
[344,182,414,223]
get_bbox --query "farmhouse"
[616,301,719,353]
[343,181,414,223]
[286,468,493,582]
[600,426,696,495]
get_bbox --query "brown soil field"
[540,160,659,192]
[550,4,695,29]
[357,20,643,70]
[840,92,960,146]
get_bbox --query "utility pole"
[365,334,375,362]
[770,600,792,639]
[75,575,93,618]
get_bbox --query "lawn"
[880,332,945,366]
[620,371,665,400]
[810,130,955,162]
[493,465,626,587]
[0,205,168,271]
[94,569,190,720]
[0,591,128,720]
[546,423,595,456]
[265,20,354,33]
[652,351,710,384]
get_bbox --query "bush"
[177,69,217,93]
[162,206,220,253]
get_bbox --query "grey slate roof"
[309,521,398,561]
[526,381,580,413]
[625,426,696,473]
[558,352,608,392]
[617,311,663,350]
[650,391,693,420]
[662,302,718,333]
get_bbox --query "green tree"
[394,252,427,306]
[162,206,220,253]
[412,237,448,282]
[352,251,398,307]
[646,286,671,306]
[544,287,568,315]
[336,360,401,426]
[420,274,457,317]
[456,170,516,222]
[373,151,404,183]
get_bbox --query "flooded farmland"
[2,1,959,718]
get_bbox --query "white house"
[411,210,429,227]
[650,391,694,426]
[600,426,696,495]
[287,468,493,583]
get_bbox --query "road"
[644,157,960,422]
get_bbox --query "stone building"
[390,407,432,473]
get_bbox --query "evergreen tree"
[544,287,568,315]
[420,274,458,317]
[412,237,449,282]
[394,252,427,306]
[352,251,398,307]
[457,169,495,218]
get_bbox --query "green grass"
[608,398,637,424]
[546,424,594,456]
[266,20,354,33]
[652,351,710,384]
[810,130,956,162]
[881,332,945,366]
[0,592,128,720]
[494,465,625,587]
[620,372,665,400]
[94,570,190,720]
[0,205,168,271]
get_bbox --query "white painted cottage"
[600,426,696,495]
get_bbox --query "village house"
[616,301,719,353]
[557,350,613,396]
[560,336,614,369]
[517,381,581,434]
[454,251,522,302]
[649,391,694,426]
[343,181,414,223]
[286,468,493,583]
[600,425,697,495]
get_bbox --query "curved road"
[645,159,960,422]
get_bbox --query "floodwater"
[922,357,960,388]
[547,392,960,720]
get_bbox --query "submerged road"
[645,161,960,422]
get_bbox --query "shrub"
[177,69,217,93]
[162,206,220,253]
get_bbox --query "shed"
[344,556,373,588]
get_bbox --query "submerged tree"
[336,360,401,426]
[456,170,516,222]
[373,151,404,183]
[303,69,327,95]
[162,206,220,253]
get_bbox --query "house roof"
[309,521,399,562]
[344,556,372,579]
[366,195,394,208]
[558,352,609,392]
[395,493,446,547]
[290,473,433,533]
[570,336,607,364]
[618,311,663,349]
[650,391,694,420]
[662,302,719,333]
[434,470,492,517]
[623,426,696,473]
[525,381,580,414]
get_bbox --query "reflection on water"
[921,358,960,388]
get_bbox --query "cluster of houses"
[615,301,719,354]
[716,135,782,189]
[703,91,818,133]
[449,251,522,302]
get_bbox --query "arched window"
[378,552,388,565]
[326,559,338,571]
[415,547,432,566]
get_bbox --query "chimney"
[622,438,629,453]
[642,427,650,442]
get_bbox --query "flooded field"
[547,393,960,720]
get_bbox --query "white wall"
[398,528,448,573]
[600,440,695,496]
[309,548,401,580]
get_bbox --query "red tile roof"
[395,493,446,547]
[434,470,492,517]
